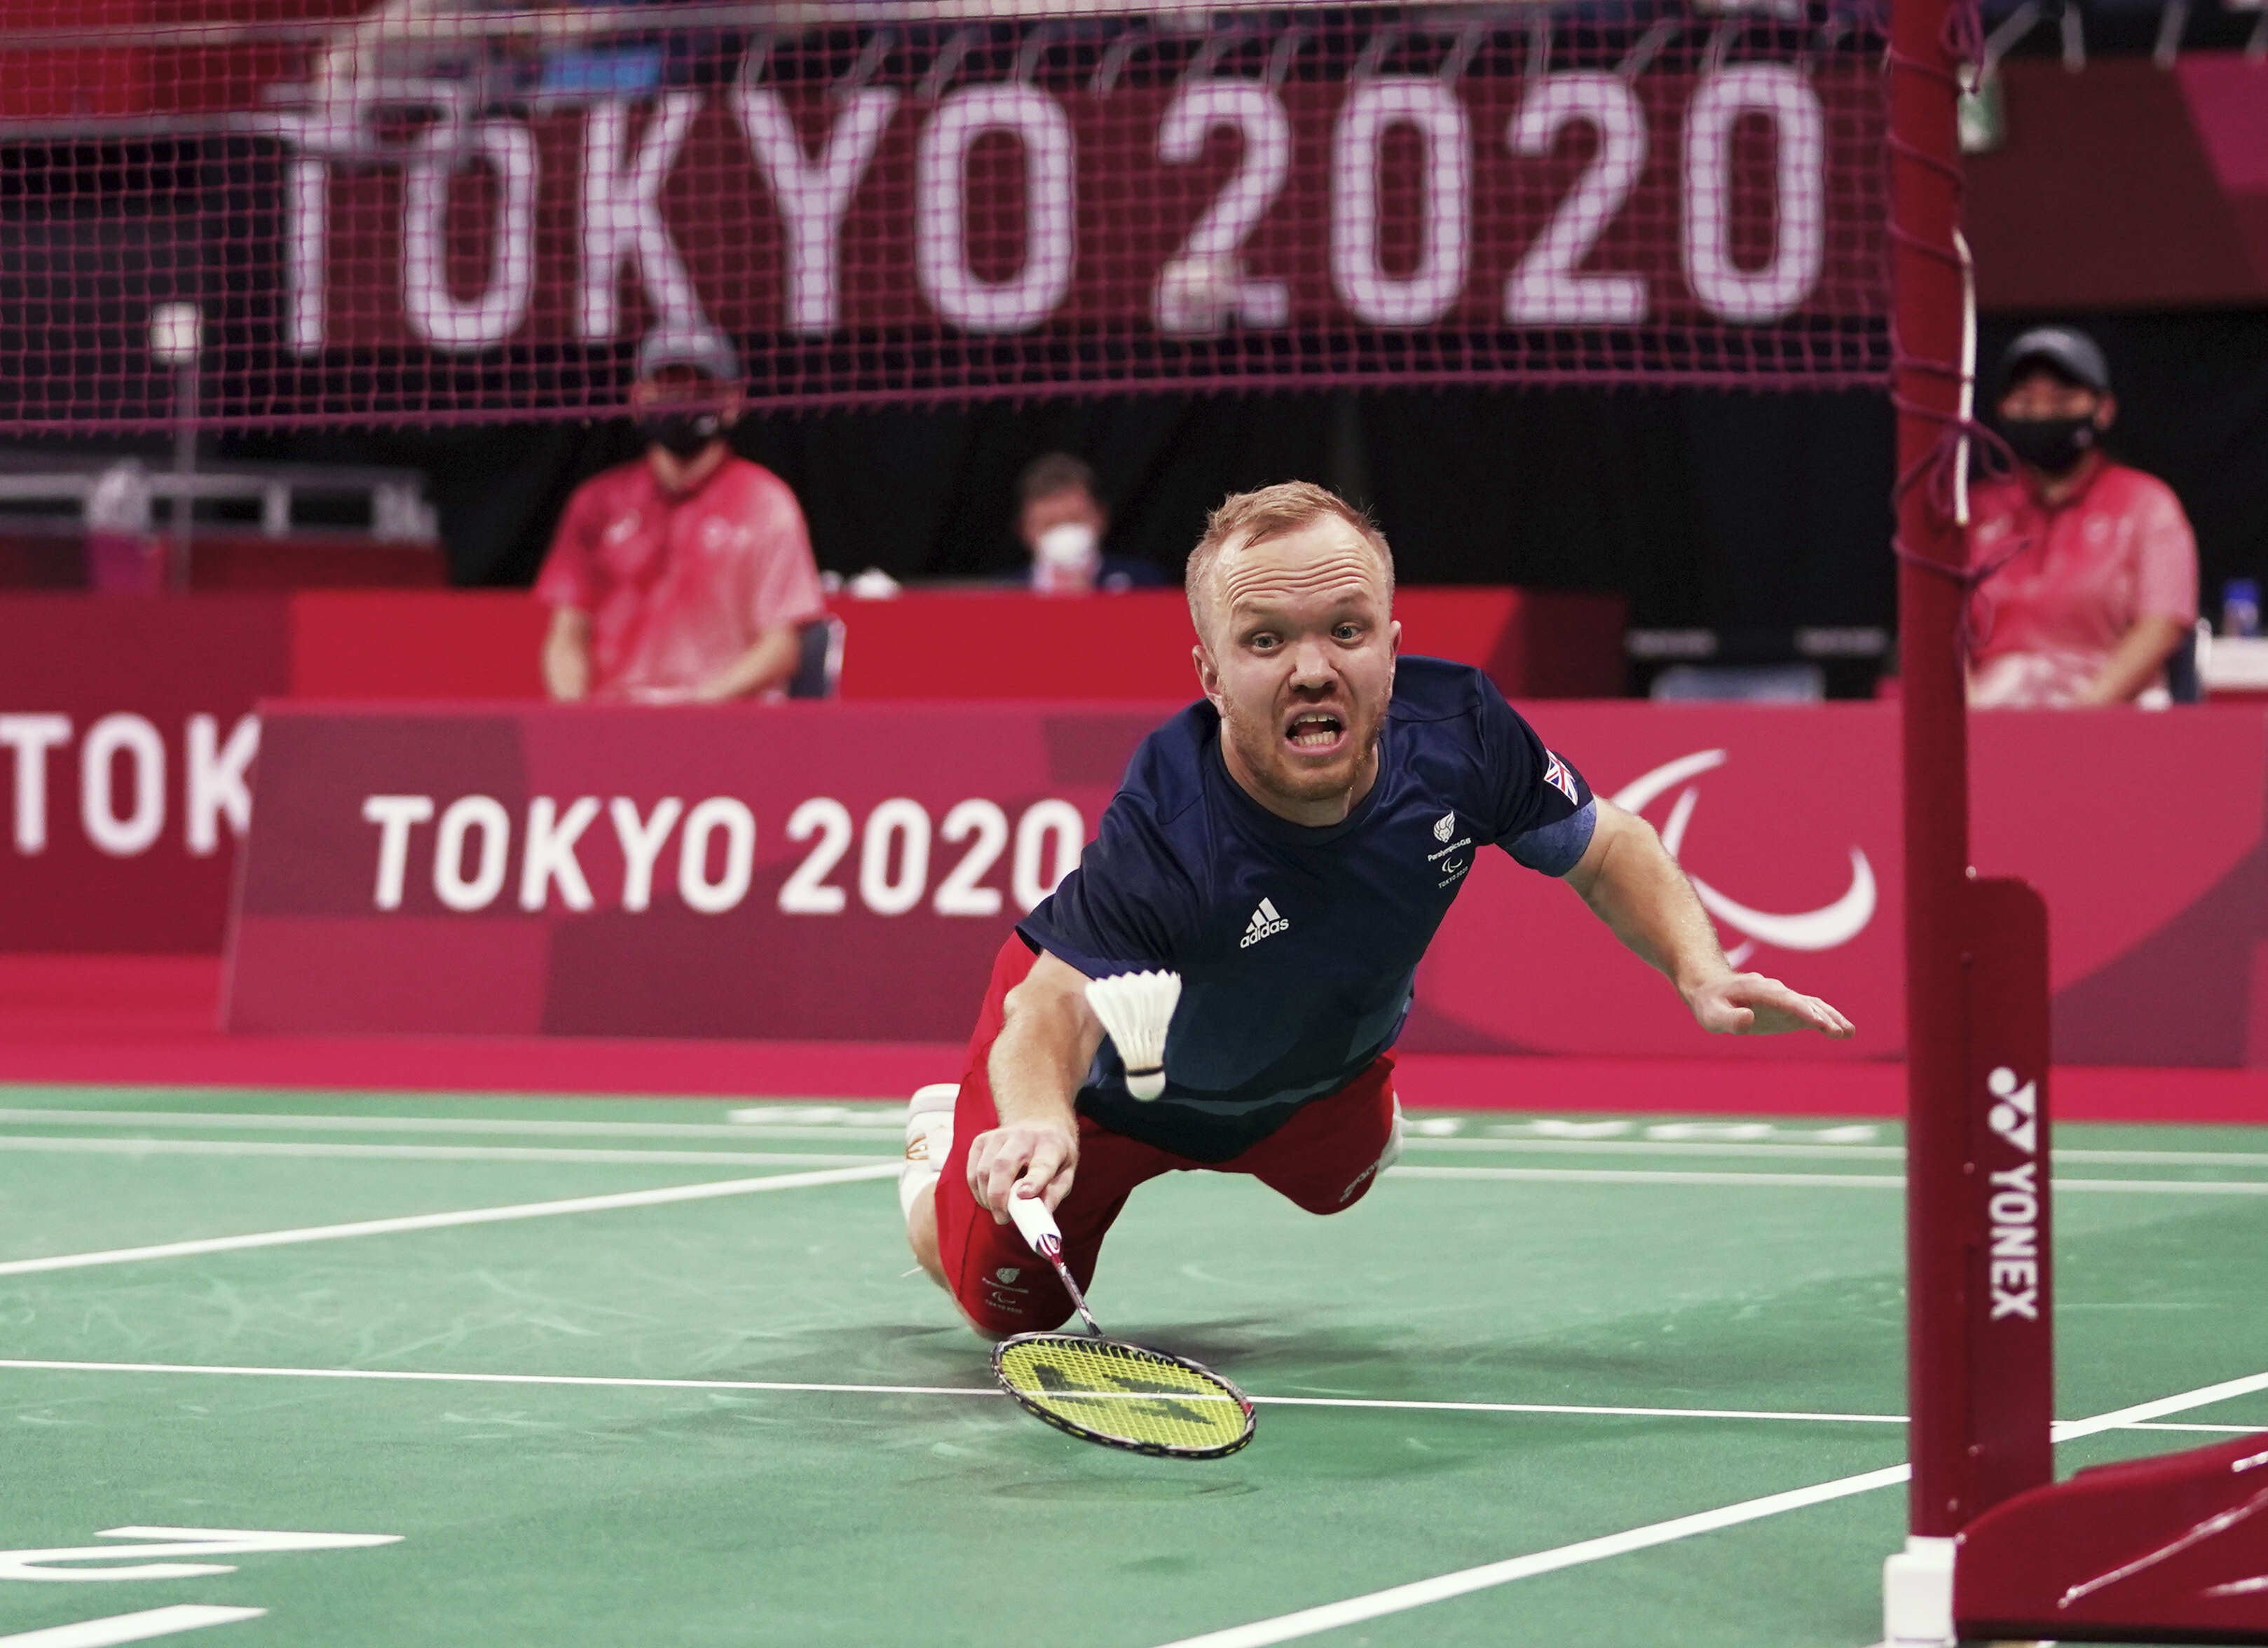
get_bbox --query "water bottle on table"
[2224,579,2261,639]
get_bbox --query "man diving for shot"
[901,481,1854,1335]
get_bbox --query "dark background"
[212,308,2268,640]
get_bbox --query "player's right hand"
[966,1121,1079,1223]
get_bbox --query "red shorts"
[936,937,1399,1335]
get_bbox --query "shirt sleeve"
[1476,678,1598,877]
[748,479,828,634]
[2131,479,2200,625]
[533,483,601,613]
[1015,796,1201,980]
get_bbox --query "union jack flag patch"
[1542,753,1580,807]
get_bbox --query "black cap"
[635,326,741,384]
[1999,326,2110,396]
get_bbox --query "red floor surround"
[1,956,2262,1123]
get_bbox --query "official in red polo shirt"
[1967,327,2199,708]
[538,331,826,704]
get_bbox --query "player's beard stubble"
[1217,671,1391,813]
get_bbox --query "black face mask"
[1999,415,2098,477]
[637,408,727,461]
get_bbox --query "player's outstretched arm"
[974,951,1106,1222]
[1562,801,1854,1040]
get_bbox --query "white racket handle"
[1006,1191,1062,1257]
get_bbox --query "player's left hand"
[1684,973,1854,1038]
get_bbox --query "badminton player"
[901,481,1854,1335]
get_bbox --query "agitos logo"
[1609,748,1878,966]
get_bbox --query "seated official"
[1967,327,2199,708]
[1013,453,1170,595]
[538,331,826,704]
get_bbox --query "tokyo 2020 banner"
[228,703,1156,1041]
[226,701,2268,1067]
[294,74,1880,353]
[0,47,1889,430]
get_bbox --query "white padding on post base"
[1878,1535,1955,1647]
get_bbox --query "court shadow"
[673,1320,998,1388]
[985,1475,1265,1503]
[1109,1314,1436,1389]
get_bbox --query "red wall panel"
[1,586,1613,949]
[0,595,287,951]
[224,700,2268,1066]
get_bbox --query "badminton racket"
[990,1193,1254,1460]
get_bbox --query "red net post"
[1886,0,2065,1633]
[1883,0,1984,1633]
[1888,0,1971,1543]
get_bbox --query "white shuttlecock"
[1085,970,1182,1101]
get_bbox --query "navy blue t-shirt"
[1016,656,1596,1162]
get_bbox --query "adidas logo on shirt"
[1240,897,1290,949]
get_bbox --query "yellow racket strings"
[997,1336,1249,1454]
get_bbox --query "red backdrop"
[224,700,2268,1068]
[1969,57,2268,311]
[0,587,1617,950]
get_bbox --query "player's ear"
[1192,640,1223,708]
[1387,618,1402,658]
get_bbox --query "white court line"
[2124,1420,2268,1434]
[0,1108,894,1142]
[2060,1147,2268,1169]
[1408,1137,1906,1161]
[1389,1165,2268,1195]
[5,1144,2255,1193]
[1,1358,2257,1442]
[0,1141,2252,1195]
[1152,1467,1918,1648]
[0,1359,996,1400]
[7,1110,2266,1171]
[2059,1368,2268,1436]
[1390,1165,1904,1189]
[0,1359,1915,1424]
[1409,1138,2268,1169]
[2056,1177,2268,1196]
[0,1607,266,1647]
[1146,1368,2268,1648]
[1252,1396,1904,1423]
[0,1162,896,1279]
[0,1136,892,1169]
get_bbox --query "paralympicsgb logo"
[1433,810,1456,843]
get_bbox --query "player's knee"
[955,1296,1072,1338]
[957,1298,1074,1336]
[1286,1155,1388,1216]
[906,1195,947,1289]
[1316,1098,1402,1213]
[952,1264,1073,1336]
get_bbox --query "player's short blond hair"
[1184,481,1395,641]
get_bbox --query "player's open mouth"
[1284,712,1346,755]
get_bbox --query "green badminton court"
[2,1087,2265,1647]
